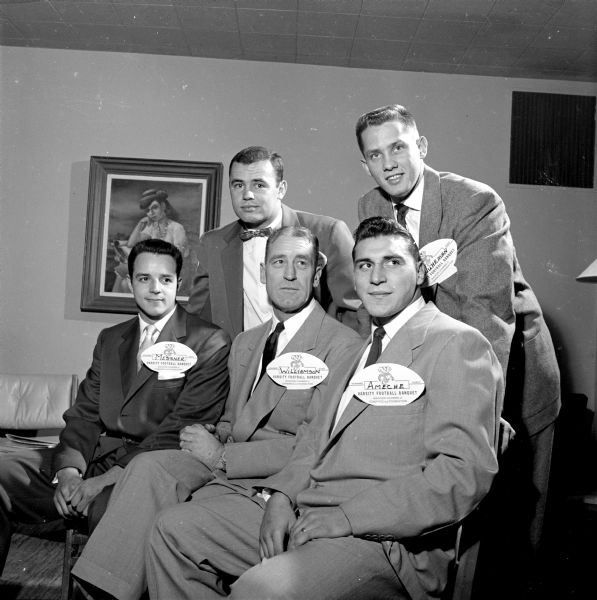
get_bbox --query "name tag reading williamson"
[348,363,424,406]
[419,238,458,287]
[266,352,329,389]
[141,341,198,380]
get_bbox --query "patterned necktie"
[259,321,285,380]
[395,203,409,228]
[137,324,157,371]
[239,227,273,241]
[364,326,386,368]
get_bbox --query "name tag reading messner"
[348,363,425,406]
[142,342,198,380]
[267,352,329,389]
[419,238,457,287]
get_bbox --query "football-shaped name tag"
[348,363,425,406]
[267,352,329,389]
[141,342,197,380]
[419,239,457,287]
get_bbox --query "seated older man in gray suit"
[146,217,504,600]
[71,226,362,600]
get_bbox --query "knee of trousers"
[231,564,299,600]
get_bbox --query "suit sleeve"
[225,384,326,480]
[434,185,515,374]
[323,219,361,315]
[341,330,502,538]
[117,327,231,467]
[186,234,212,320]
[51,331,107,475]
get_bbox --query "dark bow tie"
[239,227,273,241]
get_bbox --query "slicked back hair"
[355,104,419,154]
[127,239,183,278]
[265,226,320,269]
[352,216,421,263]
[229,146,284,184]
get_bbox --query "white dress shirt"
[396,176,424,247]
[332,297,426,432]
[242,212,283,330]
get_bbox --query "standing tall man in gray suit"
[146,218,503,600]
[356,104,560,595]
[71,227,362,600]
[187,146,361,338]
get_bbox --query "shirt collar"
[138,305,177,337]
[270,298,317,339]
[371,296,426,342]
[398,172,424,212]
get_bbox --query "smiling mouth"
[386,173,404,182]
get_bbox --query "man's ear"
[360,159,371,177]
[418,136,428,159]
[176,278,182,292]
[126,275,133,294]
[416,260,427,286]
[277,179,288,200]
[260,262,266,285]
[312,252,327,289]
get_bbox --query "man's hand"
[288,507,352,550]
[499,416,516,457]
[179,423,224,470]
[54,467,123,518]
[53,468,83,518]
[204,422,234,443]
[259,492,297,560]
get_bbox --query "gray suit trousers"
[72,450,213,600]
[146,481,405,600]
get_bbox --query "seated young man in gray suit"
[0,239,230,575]
[71,226,362,600]
[187,145,362,338]
[146,217,504,600]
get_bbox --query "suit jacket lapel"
[119,318,141,398]
[325,304,435,444]
[419,165,442,249]
[124,306,186,403]
[222,223,244,337]
[281,203,300,227]
[233,304,326,442]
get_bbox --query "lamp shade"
[576,258,597,283]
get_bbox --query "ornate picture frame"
[81,156,223,313]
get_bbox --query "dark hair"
[352,217,421,263]
[229,146,284,184]
[355,104,419,154]
[128,239,183,278]
[265,226,320,269]
[138,189,179,221]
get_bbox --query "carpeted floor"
[0,530,64,600]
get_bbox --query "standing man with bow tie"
[187,146,361,338]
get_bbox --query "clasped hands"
[179,422,233,470]
[53,466,121,519]
[258,492,351,561]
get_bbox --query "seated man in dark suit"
[0,239,230,574]
[146,217,503,600]
[187,145,362,337]
[70,227,362,600]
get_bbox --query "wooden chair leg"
[61,527,89,600]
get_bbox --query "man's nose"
[382,151,397,171]
[370,264,386,284]
[149,279,161,293]
[284,264,297,280]
[243,189,254,200]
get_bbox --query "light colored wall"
[1,46,596,415]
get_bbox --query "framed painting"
[81,156,223,313]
